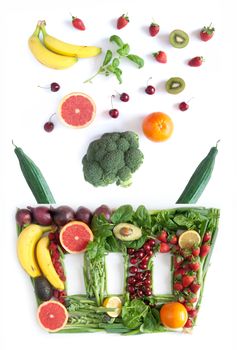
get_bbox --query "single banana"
[17,224,52,278]
[36,236,64,290]
[28,22,78,69]
[40,21,102,58]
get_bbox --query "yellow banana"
[40,21,102,58]
[28,22,78,69]
[36,236,64,290]
[17,224,52,278]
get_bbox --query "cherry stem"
[38,85,49,89]
[48,113,56,122]
[187,97,194,103]
[114,90,120,96]
[111,95,115,108]
[147,77,152,86]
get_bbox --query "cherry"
[179,101,189,111]
[144,288,152,296]
[135,250,145,259]
[135,272,144,281]
[147,239,156,247]
[144,278,151,286]
[38,82,60,92]
[109,95,119,118]
[44,113,56,133]
[145,77,156,95]
[130,257,138,265]
[139,262,148,270]
[129,266,138,274]
[127,285,135,293]
[127,276,136,285]
[141,255,150,263]
[144,270,151,278]
[120,92,130,102]
[127,248,135,255]
[143,243,151,252]
[137,289,144,297]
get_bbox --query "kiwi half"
[166,77,185,94]
[169,29,189,48]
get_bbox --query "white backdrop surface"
[0,0,236,349]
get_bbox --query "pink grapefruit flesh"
[37,301,68,332]
[58,92,96,128]
[60,221,93,253]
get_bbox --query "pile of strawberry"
[172,231,212,328]
[48,231,67,304]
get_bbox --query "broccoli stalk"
[82,132,144,188]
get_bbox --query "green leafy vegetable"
[140,308,160,333]
[126,54,144,68]
[102,50,113,66]
[122,299,149,329]
[117,44,130,56]
[111,205,134,224]
[134,205,151,228]
[110,35,125,47]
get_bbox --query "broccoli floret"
[82,131,144,187]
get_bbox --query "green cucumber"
[13,144,56,204]
[176,141,219,204]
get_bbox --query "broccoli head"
[82,131,144,187]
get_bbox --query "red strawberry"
[189,261,200,272]
[71,15,86,30]
[149,22,160,37]
[173,282,183,291]
[178,295,185,303]
[173,255,184,269]
[190,282,201,293]
[182,274,195,288]
[157,230,168,242]
[192,246,200,257]
[184,318,193,328]
[189,297,197,303]
[160,242,170,253]
[188,56,204,67]
[188,309,198,318]
[174,268,187,278]
[203,232,212,242]
[184,303,194,312]
[153,51,167,64]
[169,234,178,245]
[200,24,215,41]
[117,14,129,29]
[200,243,211,258]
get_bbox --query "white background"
[0,0,236,349]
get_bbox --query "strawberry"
[117,14,129,29]
[157,230,168,242]
[189,261,200,272]
[153,51,167,64]
[184,318,193,328]
[192,246,200,257]
[188,309,198,318]
[182,274,195,288]
[169,234,178,245]
[188,56,204,67]
[190,282,201,293]
[159,242,170,253]
[173,255,184,269]
[174,268,187,278]
[173,282,183,291]
[71,15,86,30]
[203,232,212,242]
[149,22,160,37]
[184,303,194,312]
[200,243,211,258]
[178,295,185,304]
[200,24,215,41]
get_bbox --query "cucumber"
[14,144,56,204]
[176,141,219,204]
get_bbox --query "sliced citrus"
[103,296,122,318]
[60,221,93,254]
[37,300,68,332]
[178,230,201,249]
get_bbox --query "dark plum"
[28,206,53,226]
[52,205,75,226]
[93,205,111,221]
[16,208,32,226]
[75,206,92,225]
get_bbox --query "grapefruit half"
[37,300,68,332]
[59,221,93,253]
[58,92,96,128]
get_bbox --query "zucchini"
[14,144,56,204]
[176,141,219,204]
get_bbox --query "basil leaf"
[140,309,159,333]
[122,300,149,329]
[106,65,115,73]
[112,58,120,68]
[110,35,124,47]
[126,54,144,68]
[117,44,130,57]
[134,205,151,228]
[111,205,134,224]
[114,68,122,84]
[102,50,113,66]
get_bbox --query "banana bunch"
[17,224,64,290]
[28,20,102,69]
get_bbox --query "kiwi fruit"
[166,77,185,94]
[169,30,189,48]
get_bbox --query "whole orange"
[160,302,188,329]
[142,112,174,142]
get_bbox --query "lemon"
[103,296,122,318]
[178,230,201,249]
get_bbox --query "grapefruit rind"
[58,92,96,129]
[59,220,93,254]
[37,301,68,332]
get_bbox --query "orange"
[160,302,188,329]
[142,112,174,142]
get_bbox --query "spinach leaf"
[102,50,113,66]
[123,233,148,249]
[111,205,134,224]
[173,214,194,229]
[122,300,149,329]
[105,235,122,252]
[110,35,124,47]
[91,214,114,234]
[126,54,144,68]
[140,308,160,333]
[117,44,130,57]
[134,205,151,228]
